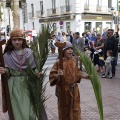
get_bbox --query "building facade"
[25,0,118,35]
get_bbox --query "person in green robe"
[0,29,47,120]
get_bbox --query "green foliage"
[26,25,50,120]
[75,46,104,120]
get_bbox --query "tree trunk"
[13,0,20,29]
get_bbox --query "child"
[102,50,113,79]
[84,46,91,58]
[49,41,89,120]
[0,29,45,119]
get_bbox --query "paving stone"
[0,61,120,120]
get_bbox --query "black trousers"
[111,57,117,76]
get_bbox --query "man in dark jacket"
[72,32,84,70]
[104,29,118,77]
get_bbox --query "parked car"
[24,30,32,39]
[24,30,32,47]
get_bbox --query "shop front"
[81,14,113,33]
[39,15,75,33]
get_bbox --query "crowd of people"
[0,27,119,120]
[50,28,119,79]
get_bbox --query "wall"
[24,0,117,35]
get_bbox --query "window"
[31,4,34,17]
[52,0,56,13]
[96,22,102,33]
[40,1,43,11]
[108,0,112,8]
[97,0,102,6]
[32,22,34,28]
[66,22,70,33]
[52,0,56,9]
[85,0,89,5]
[65,0,70,12]
[40,1,43,15]
[53,23,57,34]
[41,24,44,30]
[65,0,70,6]
[106,22,111,29]
[84,22,91,32]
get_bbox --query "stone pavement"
[0,53,120,120]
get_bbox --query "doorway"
[84,22,91,32]
[96,22,102,33]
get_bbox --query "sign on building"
[22,2,28,23]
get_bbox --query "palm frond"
[25,25,51,120]
[75,46,104,120]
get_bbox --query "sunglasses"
[97,35,101,36]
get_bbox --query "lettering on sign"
[96,17,102,20]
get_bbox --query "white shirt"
[32,30,37,37]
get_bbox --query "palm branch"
[25,25,51,120]
[75,46,104,120]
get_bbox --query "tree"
[26,24,51,120]
[75,47,104,120]
[13,0,19,29]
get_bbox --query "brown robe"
[49,57,82,120]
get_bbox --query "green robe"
[7,68,35,120]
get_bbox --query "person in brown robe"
[49,41,89,120]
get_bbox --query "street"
[0,53,120,120]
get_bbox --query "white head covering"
[63,41,73,51]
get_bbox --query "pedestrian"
[49,41,89,120]
[93,33,104,72]
[103,29,118,77]
[66,31,73,43]
[32,27,37,40]
[89,32,97,60]
[50,34,56,55]
[25,33,31,47]
[102,50,113,79]
[61,32,67,42]
[114,32,119,65]
[84,46,91,58]
[82,32,89,48]
[72,32,84,70]
[102,28,107,41]
[6,33,10,41]
[56,32,62,42]
[0,29,45,119]
[114,32,119,39]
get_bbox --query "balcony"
[29,12,35,19]
[60,5,72,14]
[84,4,89,11]
[36,10,44,17]
[47,8,58,16]
[83,5,112,14]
